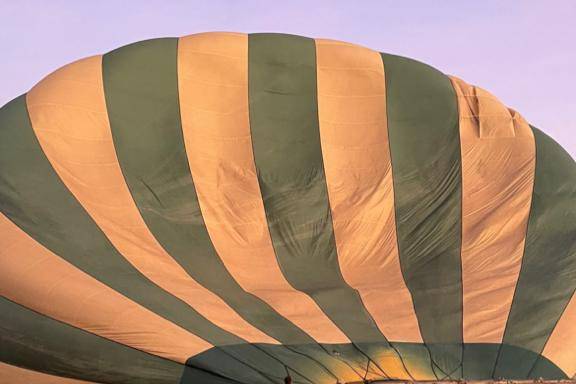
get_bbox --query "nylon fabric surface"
[1,32,575,383]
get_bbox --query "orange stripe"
[177,32,349,344]
[0,362,98,384]
[315,39,422,343]
[25,55,276,344]
[541,294,576,377]
[450,76,535,343]
[0,213,210,362]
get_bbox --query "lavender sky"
[1,0,575,157]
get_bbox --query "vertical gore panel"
[0,298,184,384]
[102,37,315,346]
[495,126,576,378]
[177,32,348,345]
[450,77,535,378]
[382,53,463,377]
[248,33,409,379]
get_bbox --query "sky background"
[1,0,575,157]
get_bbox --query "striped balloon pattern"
[1,32,575,384]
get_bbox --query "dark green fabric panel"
[102,38,314,346]
[248,32,389,344]
[529,354,569,380]
[189,344,399,383]
[394,344,437,380]
[462,344,499,379]
[0,297,183,384]
[0,95,247,348]
[187,342,565,383]
[179,365,242,384]
[194,344,369,384]
[495,126,576,379]
[281,345,363,383]
[381,53,463,376]
[191,344,377,384]
[463,344,566,380]
[495,345,568,380]
[189,349,299,384]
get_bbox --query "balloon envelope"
[1,32,575,384]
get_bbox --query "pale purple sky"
[2,0,575,157]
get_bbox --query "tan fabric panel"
[542,293,576,377]
[177,32,349,344]
[450,76,535,343]
[315,38,422,343]
[0,213,210,362]
[25,55,276,344]
[476,87,516,138]
[0,362,98,384]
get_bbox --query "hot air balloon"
[1,32,575,384]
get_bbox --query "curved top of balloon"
[1,32,575,384]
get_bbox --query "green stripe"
[101,37,362,380]
[0,95,302,379]
[0,297,183,384]
[381,53,463,377]
[494,126,576,379]
[247,33,403,375]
